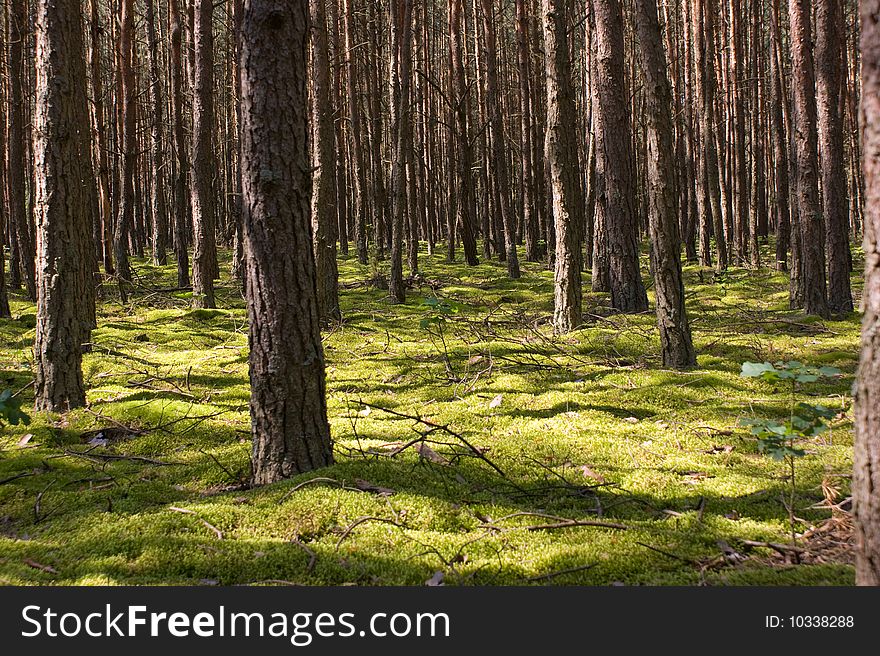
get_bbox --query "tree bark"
[191,0,218,308]
[145,0,168,267]
[240,0,334,485]
[593,0,648,313]
[634,0,696,368]
[855,0,880,586]
[817,0,854,314]
[789,0,830,317]
[170,0,191,289]
[543,0,583,333]
[310,0,341,321]
[33,0,97,412]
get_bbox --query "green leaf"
[741,362,776,378]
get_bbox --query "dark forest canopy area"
[0,0,877,587]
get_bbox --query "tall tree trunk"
[170,0,191,289]
[389,0,415,304]
[8,0,37,300]
[191,0,218,308]
[240,0,334,485]
[33,0,97,412]
[855,0,880,586]
[770,0,792,272]
[115,0,136,284]
[817,0,854,314]
[516,0,540,262]
[145,0,168,267]
[789,0,830,317]
[342,0,368,265]
[310,0,341,321]
[449,0,480,266]
[634,0,696,368]
[594,0,648,313]
[543,0,582,333]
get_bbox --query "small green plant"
[419,298,459,377]
[0,389,31,428]
[739,361,840,551]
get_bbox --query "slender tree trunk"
[146,0,168,267]
[770,0,791,272]
[634,0,695,368]
[817,0,854,314]
[516,0,540,262]
[543,0,582,333]
[33,0,97,412]
[240,0,334,485]
[855,0,880,586]
[8,0,37,300]
[115,0,136,284]
[789,0,830,317]
[594,0,648,313]
[343,0,369,265]
[170,0,191,289]
[191,0,218,308]
[310,0,341,321]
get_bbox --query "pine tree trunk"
[593,0,648,313]
[855,0,880,585]
[817,0,854,314]
[240,0,334,485]
[145,0,168,267]
[789,0,830,317]
[634,0,696,369]
[115,0,136,284]
[310,0,341,321]
[33,0,97,412]
[170,0,191,289]
[191,0,218,309]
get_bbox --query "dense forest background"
[0,0,878,586]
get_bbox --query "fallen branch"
[169,506,224,539]
[740,539,804,554]
[277,477,364,504]
[335,516,404,551]
[62,449,183,466]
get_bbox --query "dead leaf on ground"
[425,571,445,586]
[705,445,735,455]
[416,443,450,465]
[17,434,34,447]
[576,465,606,484]
[489,394,503,409]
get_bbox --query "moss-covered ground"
[0,244,861,585]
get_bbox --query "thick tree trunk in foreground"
[33,0,97,412]
[191,0,218,308]
[634,0,696,368]
[789,0,830,318]
[817,0,854,314]
[854,0,880,586]
[310,0,340,321]
[240,0,334,485]
[543,0,582,334]
[594,0,648,313]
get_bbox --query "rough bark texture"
[817,0,854,314]
[449,0,480,266]
[634,0,696,368]
[191,0,218,308]
[114,0,135,282]
[170,0,191,289]
[7,0,37,300]
[342,0,368,265]
[516,0,540,262]
[33,0,97,412]
[593,0,648,313]
[770,0,791,272]
[145,0,168,267]
[481,0,520,279]
[240,0,334,485]
[789,0,830,317]
[543,0,582,333]
[389,0,414,304]
[309,0,340,321]
[855,0,880,586]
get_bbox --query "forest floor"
[0,244,861,585]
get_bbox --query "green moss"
[0,244,860,586]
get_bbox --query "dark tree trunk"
[543,0,582,333]
[145,0,168,267]
[855,0,880,586]
[310,0,341,321]
[33,0,97,412]
[8,0,37,300]
[789,0,830,317]
[170,0,191,289]
[516,0,540,262]
[634,0,696,368]
[240,0,334,486]
[770,0,791,272]
[817,0,854,314]
[593,0,648,313]
[343,0,368,265]
[191,0,218,308]
[115,0,135,283]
